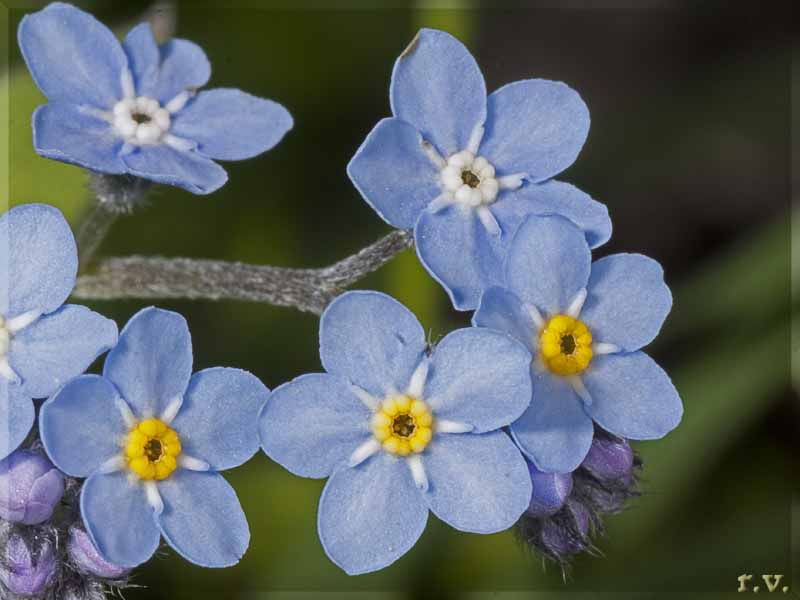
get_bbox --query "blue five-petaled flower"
[39,307,269,568]
[259,291,534,575]
[473,215,683,473]
[19,3,293,195]
[0,203,117,460]
[348,28,611,310]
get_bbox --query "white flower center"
[439,150,499,207]
[112,97,171,145]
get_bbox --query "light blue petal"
[157,470,249,568]
[0,204,77,318]
[39,375,127,478]
[580,254,672,352]
[505,215,591,316]
[0,381,34,461]
[347,118,439,229]
[472,286,537,353]
[17,3,128,108]
[260,374,370,479]
[480,79,589,182]
[171,88,292,161]
[80,471,160,568]
[510,372,594,473]
[122,145,228,195]
[10,305,117,399]
[318,453,427,575]
[492,180,611,250]
[319,291,427,398]
[423,430,531,533]
[33,103,127,175]
[122,23,160,97]
[153,38,211,105]
[583,352,683,440]
[415,204,503,311]
[103,307,192,420]
[172,368,268,471]
[425,328,531,432]
[390,28,486,157]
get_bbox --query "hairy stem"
[77,174,153,269]
[76,202,120,269]
[73,230,414,314]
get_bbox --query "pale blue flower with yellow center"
[19,2,293,195]
[39,307,269,568]
[473,215,683,473]
[0,203,117,460]
[348,28,611,310]
[260,291,533,575]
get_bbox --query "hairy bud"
[0,531,57,597]
[0,450,65,526]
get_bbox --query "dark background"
[4,1,798,598]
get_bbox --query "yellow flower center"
[539,314,594,376]
[125,418,181,480]
[371,396,434,456]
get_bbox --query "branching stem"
[73,230,414,314]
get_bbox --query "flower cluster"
[2,2,684,596]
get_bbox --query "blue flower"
[473,215,683,473]
[0,203,117,460]
[347,28,611,310]
[39,307,269,568]
[260,291,533,575]
[19,3,293,195]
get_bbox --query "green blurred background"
[1,1,798,598]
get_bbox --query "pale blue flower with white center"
[0,203,117,460]
[260,291,533,575]
[39,307,269,568]
[19,3,293,195]
[348,28,611,310]
[473,215,683,473]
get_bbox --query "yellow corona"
[539,314,594,376]
[371,396,434,456]
[125,418,182,480]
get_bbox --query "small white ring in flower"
[112,97,172,146]
[439,150,499,207]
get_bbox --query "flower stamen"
[125,418,182,481]
[539,314,594,376]
[112,97,172,146]
[439,151,499,207]
[371,396,434,456]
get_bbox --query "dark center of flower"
[560,334,577,355]
[144,439,164,462]
[461,169,481,188]
[132,112,152,124]
[392,414,416,438]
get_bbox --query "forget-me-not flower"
[0,203,117,460]
[348,29,611,310]
[473,215,683,472]
[39,307,269,568]
[260,291,533,575]
[19,3,293,195]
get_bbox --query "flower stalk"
[73,229,414,314]
[77,174,153,268]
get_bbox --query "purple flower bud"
[540,500,591,556]
[581,436,633,482]
[0,449,65,525]
[67,527,129,580]
[526,461,573,518]
[0,534,56,596]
